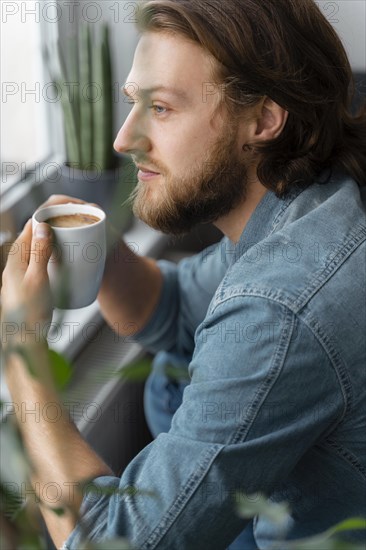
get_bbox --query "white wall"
[317,0,366,71]
[97,1,140,135]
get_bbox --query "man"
[1,0,366,548]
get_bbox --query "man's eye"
[150,105,167,115]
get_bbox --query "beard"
[129,121,250,236]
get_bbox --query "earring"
[242,144,253,152]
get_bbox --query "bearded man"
[2,1,365,549]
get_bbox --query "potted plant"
[44,22,136,229]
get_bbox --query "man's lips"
[137,165,160,181]
[136,165,160,175]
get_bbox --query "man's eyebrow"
[121,84,190,102]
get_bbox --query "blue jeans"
[144,359,258,550]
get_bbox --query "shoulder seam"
[292,224,366,312]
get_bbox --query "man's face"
[114,31,251,235]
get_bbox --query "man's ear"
[252,97,289,143]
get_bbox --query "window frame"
[1,5,65,203]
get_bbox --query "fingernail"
[35,223,50,239]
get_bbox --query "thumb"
[29,223,54,271]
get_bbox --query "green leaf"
[287,538,366,550]
[0,480,24,515]
[48,349,72,390]
[236,493,289,526]
[79,23,93,167]
[56,40,81,165]
[101,24,115,169]
[114,358,152,382]
[330,517,366,534]
[93,23,115,170]
[164,364,190,382]
[67,34,79,88]
[281,516,366,549]
[48,506,65,517]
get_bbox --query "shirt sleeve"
[133,237,231,357]
[63,296,344,550]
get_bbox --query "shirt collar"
[229,183,309,267]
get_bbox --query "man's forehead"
[127,32,217,95]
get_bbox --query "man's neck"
[214,176,268,243]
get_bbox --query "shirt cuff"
[61,475,121,549]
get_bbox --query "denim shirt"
[64,173,366,549]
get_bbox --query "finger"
[36,194,103,213]
[26,223,54,277]
[1,220,33,302]
[3,219,33,271]
[37,194,86,211]
[21,223,54,318]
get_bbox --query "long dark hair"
[136,0,366,195]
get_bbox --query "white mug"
[32,203,106,309]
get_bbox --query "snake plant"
[44,23,117,171]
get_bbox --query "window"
[0,1,59,194]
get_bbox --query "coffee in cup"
[45,213,101,228]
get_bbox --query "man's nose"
[113,113,150,155]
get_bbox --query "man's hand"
[1,220,54,348]
[1,215,114,548]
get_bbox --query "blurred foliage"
[48,349,72,390]
[237,492,289,525]
[237,494,365,549]
[115,357,190,383]
[115,357,152,382]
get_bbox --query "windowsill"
[0,155,65,212]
